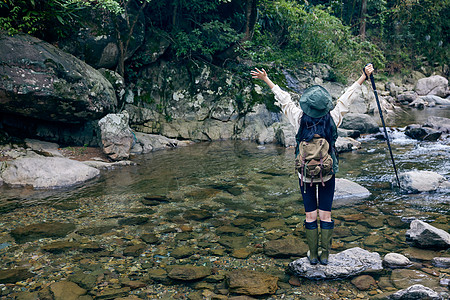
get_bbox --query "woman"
[251,64,374,265]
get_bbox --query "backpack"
[295,134,334,186]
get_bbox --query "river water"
[0,106,449,299]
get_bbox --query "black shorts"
[300,175,335,212]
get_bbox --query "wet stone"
[359,217,385,228]
[264,237,307,258]
[390,269,440,289]
[261,219,286,230]
[123,244,146,256]
[167,265,211,281]
[171,246,196,259]
[77,225,115,236]
[388,284,442,300]
[227,269,278,296]
[0,268,34,284]
[183,209,213,221]
[218,236,251,250]
[383,253,412,268]
[363,235,387,247]
[240,212,274,221]
[50,281,87,300]
[68,271,97,290]
[175,232,193,241]
[342,214,365,222]
[92,287,131,299]
[386,216,409,229]
[10,222,76,243]
[41,241,80,253]
[231,248,253,259]
[216,225,244,236]
[334,226,351,238]
[140,233,159,244]
[52,202,81,210]
[118,216,149,226]
[351,275,377,291]
[141,195,169,206]
[147,268,169,283]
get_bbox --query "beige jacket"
[271,82,362,182]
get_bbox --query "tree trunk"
[243,0,257,42]
[359,0,367,39]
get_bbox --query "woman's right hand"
[251,68,268,81]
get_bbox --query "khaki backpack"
[295,134,333,186]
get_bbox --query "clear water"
[0,106,449,298]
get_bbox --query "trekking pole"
[364,65,401,189]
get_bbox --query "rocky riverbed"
[1,138,449,300]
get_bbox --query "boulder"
[227,269,278,296]
[383,253,412,268]
[398,171,450,193]
[132,132,179,154]
[424,116,450,133]
[409,97,428,109]
[25,139,63,157]
[388,284,443,300]
[404,125,442,141]
[415,75,449,97]
[406,220,450,249]
[397,92,418,104]
[0,33,117,123]
[420,95,450,106]
[288,247,382,280]
[335,137,361,153]
[264,237,307,258]
[1,157,100,189]
[98,111,134,161]
[50,281,87,300]
[340,113,379,134]
[333,179,371,208]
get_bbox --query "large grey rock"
[24,139,63,157]
[333,179,371,208]
[415,75,449,97]
[420,95,450,106]
[1,157,99,189]
[397,92,418,104]
[98,111,134,161]
[239,105,277,144]
[131,132,185,154]
[398,171,450,193]
[288,247,382,280]
[0,33,117,123]
[424,116,450,133]
[341,113,379,134]
[406,220,450,249]
[388,284,442,300]
[432,257,450,268]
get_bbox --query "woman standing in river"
[251,64,374,265]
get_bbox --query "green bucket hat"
[299,85,333,118]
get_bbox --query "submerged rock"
[388,284,442,300]
[405,125,442,141]
[264,237,307,258]
[227,269,278,296]
[288,247,382,280]
[351,275,377,291]
[0,268,34,284]
[398,171,450,193]
[1,157,99,189]
[167,265,211,281]
[10,222,76,243]
[406,220,450,249]
[49,281,87,300]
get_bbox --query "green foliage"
[245,0,385,75]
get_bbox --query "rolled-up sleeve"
[272,85,302,132]
[330,82,361,127]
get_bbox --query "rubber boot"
[319,220,334,265]
[304,220,319,265]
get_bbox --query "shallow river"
[0,107,449,299]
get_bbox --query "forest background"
[0,0,448,84]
